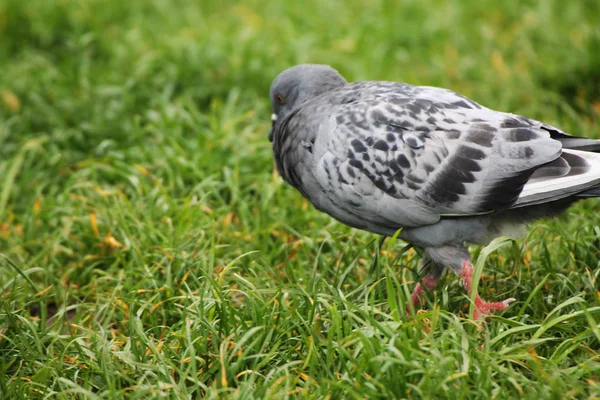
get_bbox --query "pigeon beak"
[268,113,277,143]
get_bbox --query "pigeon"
[268,64,600,319]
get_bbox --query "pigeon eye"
[275,93,285,104]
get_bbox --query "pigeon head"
[269,64,347,142]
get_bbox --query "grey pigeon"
[268,64,600,319]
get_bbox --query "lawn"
[0,0,599,398]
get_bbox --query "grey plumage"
[269,64,600,318]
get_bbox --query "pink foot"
[461,260,515,320]
[407,283,426,313]
[406,275,440,313]
[472,296,515,320]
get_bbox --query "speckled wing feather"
[302,82,563,228]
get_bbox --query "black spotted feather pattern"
[272,79,600,236]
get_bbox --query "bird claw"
[473,296,516,320]
[502,297,517,307]
[460,260,516,319]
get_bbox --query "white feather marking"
[516,149,600,207]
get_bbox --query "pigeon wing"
[311,84,563,228]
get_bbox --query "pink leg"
[460,260,515,319]
[406,274,441,313]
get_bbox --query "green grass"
[0,0,599,398]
